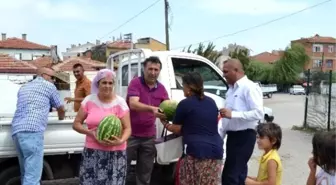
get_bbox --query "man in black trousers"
[219,59,264,185]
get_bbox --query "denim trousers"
[12,132,44,185]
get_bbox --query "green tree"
[228,47,273,82]
[91,44,107,63]
[270,43,310,84]
[245,60,273,82]
[183,42,222,63]
[229,48,250,71]
[183,42,310,88]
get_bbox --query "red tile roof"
[52,57,106,72]
[0,54,37,73]
[106,41,133,49]
[250,51,282,64]
[292,34,336,44]
[0,37,50,50]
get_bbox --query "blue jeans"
[13,132,44,185]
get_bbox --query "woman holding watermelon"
[161,72,224,185]
[73,69,132,185]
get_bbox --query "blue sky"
[0,0,335,57]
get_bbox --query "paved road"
[248,93,313,185]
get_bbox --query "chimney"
[22,33,27,40]
[1,33,6,41]
[50,45,60,64]
[96,39,101,45]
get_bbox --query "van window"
[204,88,218,95]
[172,57,228,97]
[121,63,144,86]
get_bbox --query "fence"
[304,69,335,131]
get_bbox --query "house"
[134,37,166,51]
[250,50,283,64]
[222,43,251,56]
[106,40,133,57]
[0,54,37,74]
[0,33,51,61]
[51,57,105,97]
[62,40,100,59]
[291,34,336,71]
[0,54,38,114]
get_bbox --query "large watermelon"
[96,115,122,141]
[159,100,178,121]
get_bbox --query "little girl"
[245,123,283,185]
[306,131,335,185]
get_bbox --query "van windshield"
[172,57,228,96]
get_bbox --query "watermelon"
[96,115,122,141]
[159,100,178,121]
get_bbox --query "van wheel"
[267,93,272,98]
[0,166,21,185]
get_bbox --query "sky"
[0,0,335,58]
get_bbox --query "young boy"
[245,123,283,185]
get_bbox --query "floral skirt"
[79,147,127,185]
[177,155,222,185]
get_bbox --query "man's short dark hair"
[73,63,84,69]
[143,56,162,69]
[256,123,282,150]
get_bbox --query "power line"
[172,0,333,50]
[98,0,161,40]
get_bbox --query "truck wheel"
[0,166,21,185]
[267,93,272,98]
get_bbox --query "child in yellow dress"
[245,123,283,185]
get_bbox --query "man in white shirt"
[219,59,264,185]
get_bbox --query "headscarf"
[91,69,116,94]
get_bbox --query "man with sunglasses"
[11,67,65,185]
[64,63,91,112]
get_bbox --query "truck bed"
[0,112,85,158]
[260,84,277,93]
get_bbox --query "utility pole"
[164,0,170,50]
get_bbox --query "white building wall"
[0,74,72,114]
[0,48,50,61]
[62,43,96,59]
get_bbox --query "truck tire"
[267,93,272,98]
[0,166,21,185]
